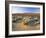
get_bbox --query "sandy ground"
[12,21,40,31]
[12,14,40,31]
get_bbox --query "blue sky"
[11,6,40,13]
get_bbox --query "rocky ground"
[12,14,40,31]
[12,22,40,31]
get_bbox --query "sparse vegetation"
[12,14,40,31]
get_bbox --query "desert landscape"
[12,13,40,31]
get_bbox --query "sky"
[11,6,40,14]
